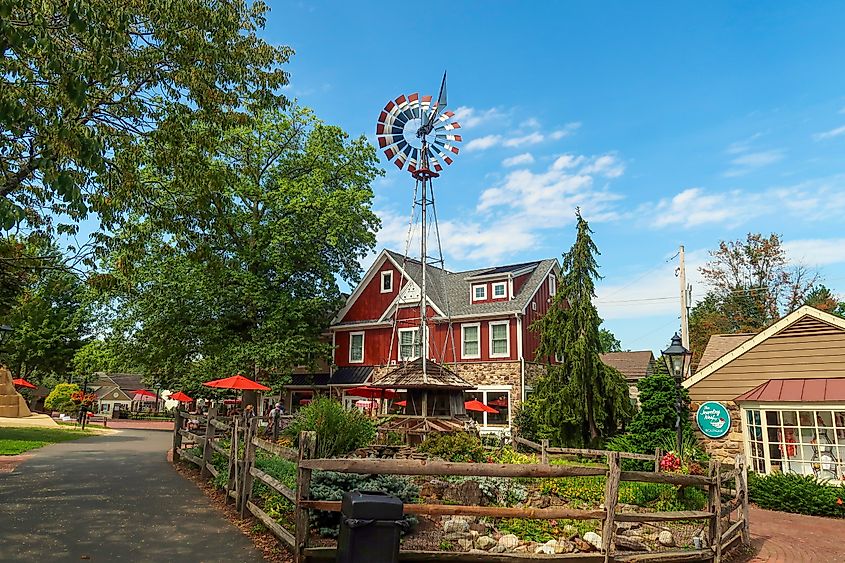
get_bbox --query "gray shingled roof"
[373,358,474,389]
[385,250,558,318]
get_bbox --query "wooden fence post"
[226,417,238,504]
[654,447,662,472]
[737,454,750,546]
[541,439,549,465]
[602,451,621,562]
[708,460,722,562]
[201,411,216,478]
[240,417,258,518]
[172,409,182,460]
[295,431,317,563]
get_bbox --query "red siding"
[512,272,531,296]
[522,272,556,363]
[340,260,402,322]
[469,279,510,304]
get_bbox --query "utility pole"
[678,245,692,375]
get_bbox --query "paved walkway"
[744,506,845,563]
[0,430,262,562]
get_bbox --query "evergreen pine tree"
[527,210,634,447]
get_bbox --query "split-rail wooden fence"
[172,411,750,563]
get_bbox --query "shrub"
[45,383,81,415]
[309,471,419,536]
[417,432,486,463]
[497,518,596,542]
[749,472,845,518]
[283,397,376,458]
[490,447,537,465]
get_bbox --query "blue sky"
[264,2,845,354]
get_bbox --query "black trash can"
[336,490,404,563]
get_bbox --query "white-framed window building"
[741,404,845,481]
[489,320,510,358]
[492,281,507,299]
[380,270,393,293]
[349,331,365,363]
[398,327,422,361]
[472,284,487,302]
[461,322,481,359]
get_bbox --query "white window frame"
[348,331,365,364]
[380,270,393,293]
[488,320,510,359]
[464,386,512,430]
[472,284,487,302]
[549,274,557,296]
[492,281,507,299]
[398,327,422,361]
[460,322,481,360]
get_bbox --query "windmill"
[375,72,463,383]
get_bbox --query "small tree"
[45,383,81,415]
[523,210,634,447]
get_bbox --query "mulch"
[170,452,294,562]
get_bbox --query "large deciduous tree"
[100,105,381,390]
[1,0,290,232]
[690,233,819,368]
[523,211,633,447]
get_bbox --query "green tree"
[599,327,622,353]
[1,0,291,231]
[99,105,380,390]
[526,210,633,447]
[0,238,91,384]
[71,340,123,378]
[803,285,845,317]
[44,382,80,414]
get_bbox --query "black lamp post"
[662,332,692,459]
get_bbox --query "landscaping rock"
[554,541,573,554]
[475,535,497,551]
[513,545,528,553]
[444,531,470,541]
[534,542,556,555]
[574,538,594,552]
[583,531,603,551]
[615,534,648,551]
[457,539,473,551]
[444,480,484,506]
[498,534,520,550]
[443,519,470,534]
[658,531,676,547]
[490,545,507,553]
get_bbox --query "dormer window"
[380,270,393,293]
[472,284,487,302]
[492,281,507,299]
[549,274,557,296]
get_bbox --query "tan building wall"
[688,315,845,402]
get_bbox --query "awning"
[735,378,845,402]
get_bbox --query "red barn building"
[289,249,560,434]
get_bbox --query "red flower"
[837,498,843,506]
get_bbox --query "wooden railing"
[172,413,749,563]
[513,435,662,471]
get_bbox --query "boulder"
[658,531,676,547]
[534,542,555,555]
[490,545,507,553]
[475,536,498,551]
[554,541,573,554]
[498,534,520,550]
[573,538,594,552]
[444,532,470,541]
[443,519,470,534]
[457,539,473,551]
[513,545,528,553]
[583,531,603,551]
[444,480,484,506]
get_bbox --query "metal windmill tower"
[375,73,463,383]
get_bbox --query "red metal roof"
[735,378,845,402]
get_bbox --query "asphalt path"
[0,429,263,562]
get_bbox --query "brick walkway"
[102,419,174,431]
[741,506,845,562]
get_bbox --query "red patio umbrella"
[487,398,509,407]
[169,391,193,403]
[203,374,270,391]
[394,400,407,407]
[132,389,157,397]
[464,399,499,414]
[346,386,397,399]
[12,378,36,389]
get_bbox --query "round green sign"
[696,401,731,438]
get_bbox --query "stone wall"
[453,362,522,408]
[524,362,547,389]
[690,400,744,463]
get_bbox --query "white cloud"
[579,154,625,178]
[502,153,535,167]
[465,134,503,151]
[724,149,784,177]
[520,117,541,129]
[452,106,507,129]
[650,188,744,228]
[503,132,544,147]
[813,125,845,141]
[552,154,585,170]
[550,122,581,140]
[784,238,845,267]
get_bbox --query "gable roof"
[334,249,558,324]
[683,305,845,390]
[600,351,655,381]
[697,333,756,370]
[93,372,145,393]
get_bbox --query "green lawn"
[0,426,97,455]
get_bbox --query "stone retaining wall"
[690,400,743,463]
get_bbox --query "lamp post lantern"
[662,332,692,460]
